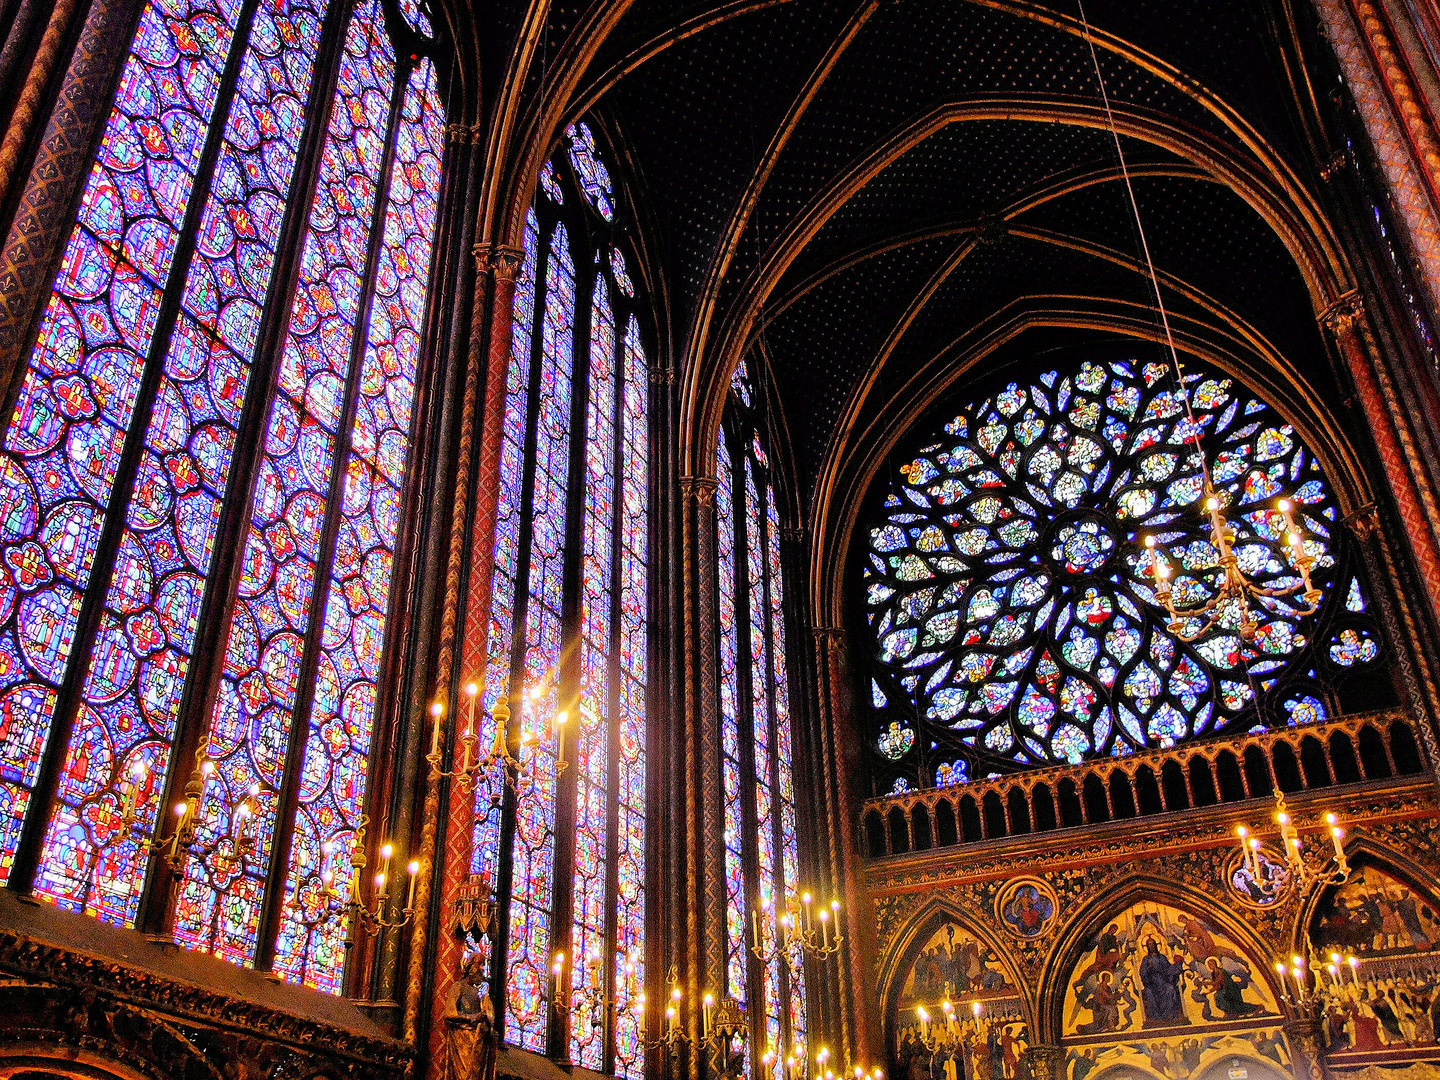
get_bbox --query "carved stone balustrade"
[860,710,1427,858]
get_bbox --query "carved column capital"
[680,474,719,504]
[445,122,469,144]
[1343,502,1381,540]
[1320,291,1365,338]
[649,365,674,386]
[473,244,525,278]
[780,526,808,545]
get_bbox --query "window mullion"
[6,0,268,895]
[758,467,794,1058]
[489,208,555,1031]
[548,230,596,1060]
[600,293,629,1075]
[252,55,414,970]
[730,429,767,1052]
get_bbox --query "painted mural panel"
[1064,1028,1290,1080]
[893,921,1029,1080]
[1057,902,1284,1080]
[1315,866,1440,1074]
[1062,903,1279,1039]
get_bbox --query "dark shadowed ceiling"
[522,0,1372,510]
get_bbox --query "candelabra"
[750,889,844,968]
[1142,493,1322,646]
[119,747,260,873]
[320,816,418,943]
[913,999,984,1052]
[1231,789,1349,898]
[554,945,611,1040]
[1274,949,1363,1011]
[809,1053,885,1080]
[427,677,567,797]
[643,965,691,1058]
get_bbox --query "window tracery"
[468,124,649,1076]
[717,360,809,1065]
[863,357,1387,786]
[0,0,444,996]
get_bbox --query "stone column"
[1314,0,1440,319]
[1324,294,1440,773]
[690,471,729,1047]
[422,238,524,1072]
[0,0,139,405]
[678,472,712,1080]
[813,626,880,1067]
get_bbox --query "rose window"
[863,358,1381,774]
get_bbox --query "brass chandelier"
[1079,0,1323,646]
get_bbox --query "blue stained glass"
[506,223,574,1051]
[865,358,1342,768]
[613,315,647,1080]
[717,433,747,1006]
[566,123,614,221]
[175,0,397,966]
[0,0,242,885]
[571,273,614,1071]
[34,0,327,925]
[272,57,445,993]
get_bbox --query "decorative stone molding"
[0,934,409,1077]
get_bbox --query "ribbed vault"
[459,0,1382,625]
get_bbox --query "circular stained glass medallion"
[864,357,1341,770]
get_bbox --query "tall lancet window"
[468,122,650,1077]
[717,360,808,1066]
[0,0,446,996]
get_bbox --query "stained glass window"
[0,0,447,996]
[715,360,810,1066]
[863,356,1390,786]
[466,126,649,1076]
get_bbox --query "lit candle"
[1291,955,1307,995]
[916,1005,929,1039]
[462,682,478,770]
[380,842,393,890]
[430,701,444,757]
[1348,955,1361,986]
[703,992,714,1038]
[406,860,419,910]
[941,999,954,1031]
[1326,812,1346,862]
[1235,825,1252,877]
[818,907,830,949]
[802,891,813,934]
[972,1001,983,1020]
